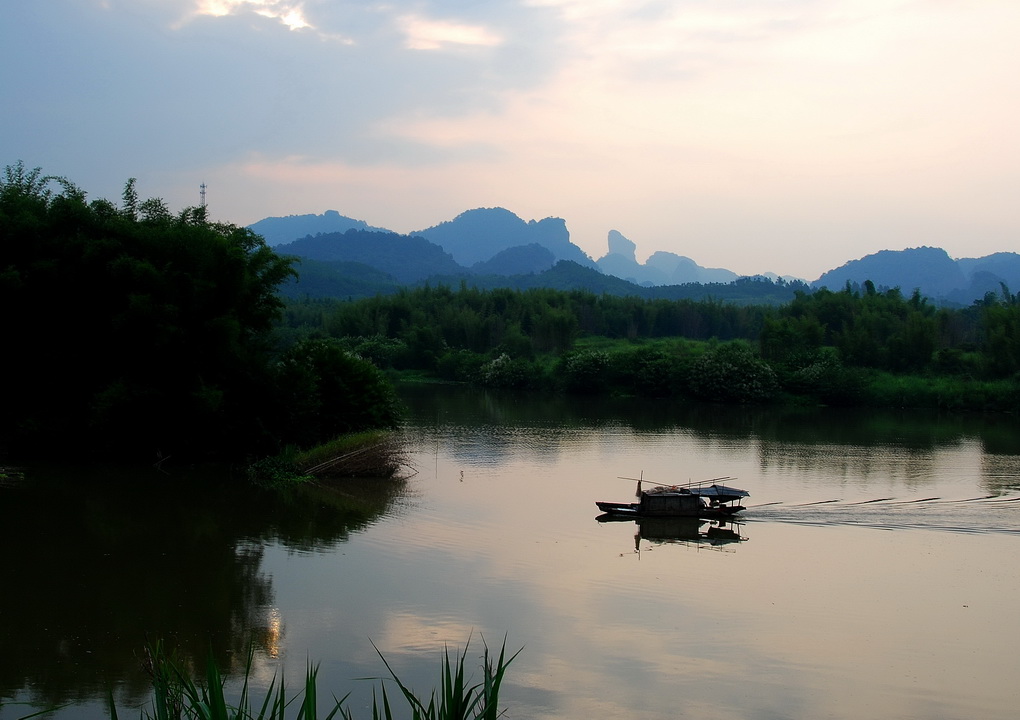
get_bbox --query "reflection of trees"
[0,464,403,711]
[400,384,1020,459]
[750,409,1020,488]
[980,454,1020,495]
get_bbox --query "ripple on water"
[742,493,1020,535]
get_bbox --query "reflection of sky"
[252,417,1020,720]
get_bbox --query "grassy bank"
[247,431,412,488]
[385,336,1018,413]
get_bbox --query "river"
[2,386,1019,720]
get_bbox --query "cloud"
[396,14,503,51]
[4,0,1020,278]
[190,0,313,31]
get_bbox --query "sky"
[3,0,1019,279]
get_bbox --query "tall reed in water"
[115,636,519,720]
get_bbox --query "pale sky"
[4,0,1018,279]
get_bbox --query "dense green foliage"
[285,283,767,350]
[763,283,1020,378]
[280,278,1019,411]
[0,163,400,459]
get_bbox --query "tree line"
[283,284,770,355]
[1,163,399,460]
[280,279,1019,410]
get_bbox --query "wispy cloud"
[192,0,312,30]
[396,14,503,51]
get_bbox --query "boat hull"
[595,500,744,519]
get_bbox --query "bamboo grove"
[1,163,400,460]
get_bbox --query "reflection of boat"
[597,514,747,550]
[595,476,749,519]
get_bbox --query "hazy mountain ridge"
[812,246,1020,304]
[253,208,1017,305]
[471,243,557,276]
[249,210,389,246]
[274,229,463,283]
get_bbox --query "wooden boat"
[596,476,749,519]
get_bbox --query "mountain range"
[249,208,1018,306]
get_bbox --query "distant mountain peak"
[606,230,637,262]
[596,232,738,286]
[413,207,594,269]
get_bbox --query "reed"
[368,637,521,720]
[121,636,518,720]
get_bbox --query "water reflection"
[400,385,1020,499]
[598,515,747,554]
[3,387,1019,720]
[400,385,1020,455]
[0,466,404,714]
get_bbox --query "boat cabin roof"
[642,483,748,503]
[693,484,750,499]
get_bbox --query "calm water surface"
[2,386,1019,720]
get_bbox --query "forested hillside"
[279,252,808,305]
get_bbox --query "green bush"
[557,350,611,394]
[271,339,402,447]
[607,347,679,398]
[687,342,778,403]
[436,349,490,382]
[780,347,866,406]
[477,353,542,390]
[334,335,408,369]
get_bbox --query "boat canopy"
[690,484,750,501]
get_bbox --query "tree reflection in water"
[0,464,405,713]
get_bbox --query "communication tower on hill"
[200,182,207,208]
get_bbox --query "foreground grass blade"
[114,635,519,720]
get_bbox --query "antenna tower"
[200,182,207,208]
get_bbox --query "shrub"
[781,347,866,406]
[607,347,677,398]
[557,350,611,394]
[687,342,778,403]
[477,353,541,390]
[436,349,490,382]
[271,339,402,447]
